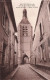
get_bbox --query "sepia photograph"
[0,0,50,80]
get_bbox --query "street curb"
[11,67,19,79]
[29,65,50,80]
[4,66,19,80]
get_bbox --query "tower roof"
[20,18,30,24]
[20,9,30,24]
[23,9,27,18]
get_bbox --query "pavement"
[3,66,19,80]
[36,62,50,68]
[11,64,44,80]
[29,65,50,80]
[3,64,50,80]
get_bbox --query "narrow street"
[12,64,45,80]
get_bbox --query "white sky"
[12,0,42,34]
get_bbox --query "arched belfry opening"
[22,54,29,64]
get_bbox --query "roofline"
[5,0,17,32]
[34,0,44,32]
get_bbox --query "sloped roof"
[34,0,44,32]
[20,18,30,24]
[5,0,17,32]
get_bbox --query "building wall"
[0,2,9,78]
[31,0,50,64]
[4,1,18,72]
[3,1,15,73]
[0,1,17,78]
[0,1,8,64]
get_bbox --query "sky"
[12,0,42,34]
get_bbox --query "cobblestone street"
[12,64,45,80]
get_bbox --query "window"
[38,47,40,53]
[33,34,35,41]
[5,12,9,34]
[42,18,44,35]
[2,7,5,28]
[39,23,43,41]
[49,3,50,11]
[47,2,50,21]
[48,37,50,47]
[2,6,9,35]
[41,44,44,50]
[40,23,42,33]
[22,26,28,36]
[2,15,5,28]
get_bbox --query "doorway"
[22,54,29,64]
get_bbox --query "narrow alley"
[12,64,45,80]
[0,0,50,80]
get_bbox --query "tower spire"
[23,9,27,18]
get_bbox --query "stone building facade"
[18,9,32,64]
[30,0,50,64]
[0,0,18,79]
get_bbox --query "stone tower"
[18,9,32,64]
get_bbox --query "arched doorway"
[22,54,29,64]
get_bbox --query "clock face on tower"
[22,26,28,37]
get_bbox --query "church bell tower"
[18,9,32,64]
